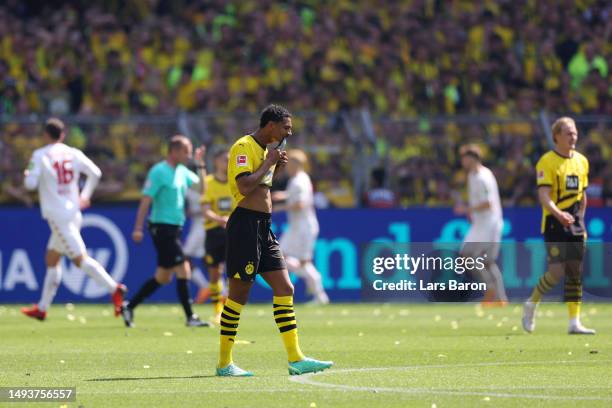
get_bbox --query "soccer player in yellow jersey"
[522,117,595,335]
[200,148,233,324]
[216,105,333,377]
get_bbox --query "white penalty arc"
[289,359,612,401]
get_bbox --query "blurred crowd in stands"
[0,0,610,207]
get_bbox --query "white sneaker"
[522,301,537,333]
[315,292,330,305]
[306,292,330,305]
[568,322,596,335]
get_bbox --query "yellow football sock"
[273,295,305,363]
[218,298,242,368]
[529,271,559,303]
[210,281,224,315]
[567,302,580,319]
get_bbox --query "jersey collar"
[249,134,267,150]
[553,149,573,159]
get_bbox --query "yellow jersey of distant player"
[536,150,589,233]
[200,174,234,230]
[227,135,275,204]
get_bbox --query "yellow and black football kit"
[536,150,589,262]
[227,134,275,204]
[226,135,285,281]
[201,174,234,266]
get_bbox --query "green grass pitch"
[1,303,611,408]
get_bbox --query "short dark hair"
[168,135,190,152]
[459,144,482,161]
[45,118,65,140]
[259,104,291,128]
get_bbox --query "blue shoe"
[288,357,333,375]
[216,363,254,377]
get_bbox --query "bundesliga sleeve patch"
[237,155,248,167]
[537,170,544,180]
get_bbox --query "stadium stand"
[0,1,610,206]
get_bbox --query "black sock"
[128,278,161,309]
[176,278,194,318]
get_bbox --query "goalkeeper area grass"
[1,303,611,408]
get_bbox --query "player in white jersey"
[276,150,329,304]
[183,177,210,301]
[455,144,507,306]
[21,118,127,321]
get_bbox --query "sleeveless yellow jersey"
[227,134,275,204]
[536,150,589,233]
[200,174,234,230]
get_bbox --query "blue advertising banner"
[0,207,610,303]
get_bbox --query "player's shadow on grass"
[86,374,216,382]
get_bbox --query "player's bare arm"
[194,145,207,194]
[202,203,229,229]
[537,186,574,227]
[132,196,152,242]
[272,150,288,180]
[579,194,587,223]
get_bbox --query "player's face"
[287,158,299,176]
[460,154,474,171]
[178,142,193,164]
[272,117,292,143]
[556,123,578,151]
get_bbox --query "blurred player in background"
[183,171,211,303]
[21,118,127,321]
[523,117,594,335]
[216,105,332,377]
[123,135,209,328]
[455,144,507,306]
[274,149,329,304]
[200,148,233,324]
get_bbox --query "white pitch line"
[79,388,312,395]
[289,360,612,401]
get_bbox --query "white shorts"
[183,217,206,258]
[462,220,503,260]
[46,213,86,259]
[280,226,318,261]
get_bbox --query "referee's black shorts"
[226,207,286,282]
[543,214,585,264]
[148,222,185,268]
[205,226,227,266]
